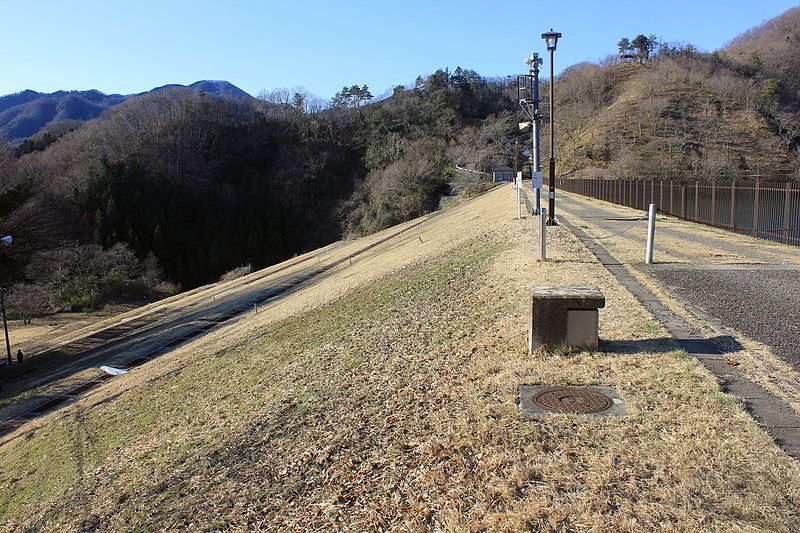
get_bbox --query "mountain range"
[0,80,253,143]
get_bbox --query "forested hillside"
[0,81,253,145]
[0,71,516,317]
[4,7,800,321]
[555,8,800,180]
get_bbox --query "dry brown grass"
[0,185,798,531]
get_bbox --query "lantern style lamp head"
[541,29,562,51]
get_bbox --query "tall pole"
[541,29,561,226]
[531,55,542,215]
[1,290,10,366]
[0,236,12,367]
[546,46,557,225]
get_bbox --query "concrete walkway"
[551,188,800,459]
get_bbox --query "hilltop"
[551,8,800,181]
[0,67,514,316]
[0,80,253,144]
[556,61,795,179]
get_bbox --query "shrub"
[219,264,253,282]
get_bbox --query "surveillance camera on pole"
[520,52,543,215]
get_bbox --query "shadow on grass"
[600,335,743,355]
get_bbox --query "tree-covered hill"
[555,10,800,180]
[5,7,800,319]
[0,80,253,144]
[0,70,516,316]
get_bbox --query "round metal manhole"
[533,387,612,414]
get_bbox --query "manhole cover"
[533,387,612,414]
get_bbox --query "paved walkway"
[556,192,800,265]
[550,188,800,458]
[556,190,800,372]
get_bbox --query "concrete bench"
[528,286,605,353]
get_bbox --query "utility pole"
[0,235,11,367]
[0,290,9,366]
[542,29,561,226]
[525,53,543,215]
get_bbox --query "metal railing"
[558,178,800,247]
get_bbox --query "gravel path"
[651,269,800,370]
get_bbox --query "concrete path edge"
[560,215,800,459]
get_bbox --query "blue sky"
[1,0,797,99]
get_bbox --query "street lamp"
[541,28,561,226]
[0,236,11,366]
[524,52,543,215]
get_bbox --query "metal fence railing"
[558,178,800,247]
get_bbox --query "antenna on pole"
[520,53,543,215]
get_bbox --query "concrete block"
[529,285,605,353]
[566,309,599,349]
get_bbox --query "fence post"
[622,180,626,206]
[694,181,699,221]
[711,181,716,225]
[681,182,686,218]
[651,178,655,207]
[660,180,663,210]
[783,182,791,245]
[630,179,634,208]
[670,180,674,213]
[752,178,760,237]
[730,181,736,228]
[635,179,639,210]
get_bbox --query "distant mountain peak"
[0,80,253,143]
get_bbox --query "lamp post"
[541,28,561,226]
[524,52,543,215]
[0,235,11,367]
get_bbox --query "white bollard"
[538,208,547,260]
[645,203,656,264]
